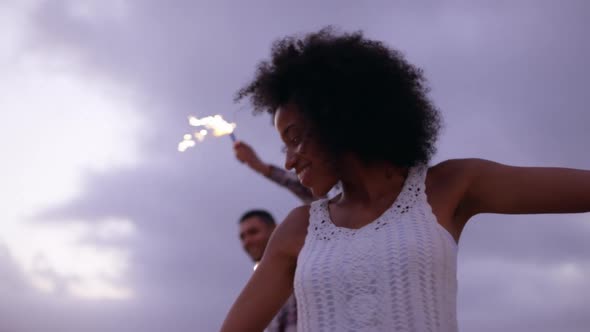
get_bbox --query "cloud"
[459,257,590,332]
[1,0,145,311]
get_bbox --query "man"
[238,210,297,332]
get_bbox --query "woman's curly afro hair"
[235,27,442,168]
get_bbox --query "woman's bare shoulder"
[426,158,485,189]
[268,205,311,260]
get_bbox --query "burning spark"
[177,134,196,152]
[178,114,237,152]
[194,129,208,142]
[188,115,236,137]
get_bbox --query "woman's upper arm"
[454,158,590,218]
[220,206,309,332]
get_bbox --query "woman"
[221,27,590,332]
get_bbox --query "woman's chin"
[309,184,332,198]
[303,175,338,198]
[299,173,316,189]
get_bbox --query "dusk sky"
[2,1,589,331]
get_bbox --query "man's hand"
[233,141,270,176]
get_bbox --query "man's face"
[239,216,275,262]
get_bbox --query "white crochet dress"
[293,165,458,332]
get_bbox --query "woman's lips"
[297,165,311,183]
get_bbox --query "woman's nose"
[284,149,297,170]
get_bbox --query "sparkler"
[178,115,237,152]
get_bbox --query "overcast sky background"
[2,0,589,331]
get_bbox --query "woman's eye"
[281,135,302,154]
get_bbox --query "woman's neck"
[336,158,408,206]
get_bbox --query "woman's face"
[274,104,339,197]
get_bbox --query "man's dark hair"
[239,209,276,227]
[236,26,442,167]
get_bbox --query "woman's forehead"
[274,104,305,130]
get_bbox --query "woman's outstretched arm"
[452,158,590,219]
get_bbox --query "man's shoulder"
[284,294,297,307]
[281,294,298,324]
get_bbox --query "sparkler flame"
[178,114,236,152]
[194,129,208,142]
[177,134,196,152]
[188,115,236,137]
